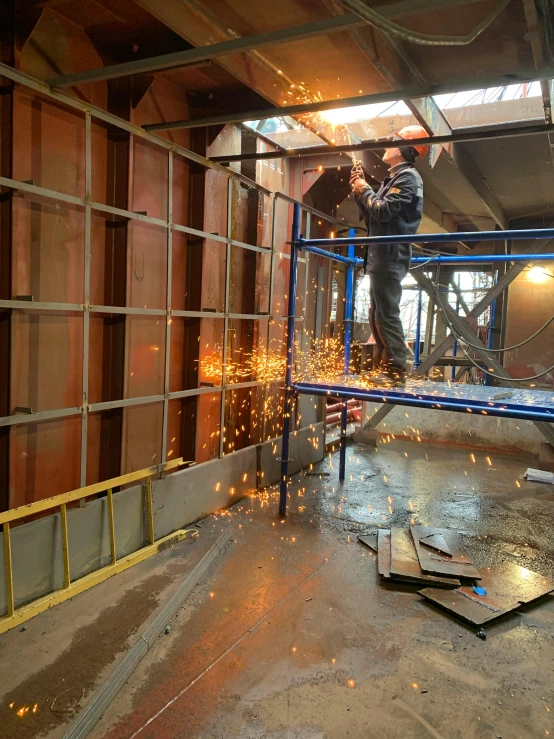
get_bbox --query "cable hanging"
[435,293,554,382]
[337,0,512,46]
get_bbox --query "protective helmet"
[396,124,430,158]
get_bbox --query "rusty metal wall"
[0,16,346,511]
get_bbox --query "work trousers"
[368,275,406,372]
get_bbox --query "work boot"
[366,366,406,388]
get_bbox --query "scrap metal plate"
[358,533,378,552]
[419,532,452,557]
[411,525,481,580]
[377,529,391,579]
[390,528,460,588]
[419,562,554,626]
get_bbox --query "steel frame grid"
[0,63,352,497]
[278,207,554,515]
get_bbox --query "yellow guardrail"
[0,458,194,635]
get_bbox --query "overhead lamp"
[527,266,551,284]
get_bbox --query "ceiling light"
[527,266,551,283]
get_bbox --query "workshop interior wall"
[0,16,322,510]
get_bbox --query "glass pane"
[10,417,82,507]
[121,402,163,472]
[127,221,168,310]
[11,311,83,413]
[12,194,85,304]
[13,90,85,198]
[125,316,166,399]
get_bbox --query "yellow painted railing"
[0,458,194,635]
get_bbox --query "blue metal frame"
[279,203,301,516]
[278,223,554,515]
[339,231,356,481]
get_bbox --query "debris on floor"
[419,562,554,626]
[525,468,554,484]
[357,533,377,552]
[410,525,481,580]
[358,528,554,629]
[390,528,460,587]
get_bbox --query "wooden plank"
[390,528,460,588]
[419,562,554,626]
[377,529,392,579]
[411,526,481,580]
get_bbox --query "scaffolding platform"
[294,379,554,424]
[278,201,554,514]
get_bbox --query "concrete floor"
[1,438,554,739]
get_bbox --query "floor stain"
[0,573,172,739]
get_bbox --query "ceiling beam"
[209,120,554,161]
[448,145,508,228]
[46,0,488,88]
[522,0,552,124]
[347,21,507,228]
[144,66,554,131]
[47,14,366,87]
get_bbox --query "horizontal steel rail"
[293,382,554,423]
[301,227,554,249]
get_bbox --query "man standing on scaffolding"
[350,125,429,385]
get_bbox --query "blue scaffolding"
[279,202,554,515]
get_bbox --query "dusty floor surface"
[1,438,553,739]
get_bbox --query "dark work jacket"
[355,163,423,280]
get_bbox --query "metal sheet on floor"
[390,528,460,588]
[377,529,391,578]
[358,533,378,552]
[411,525,481,580]
[419,532,452,557]
[419,561,554,626]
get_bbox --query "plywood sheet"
[419,562,554,626]
[411,526,481,580]
[390,528,460,588]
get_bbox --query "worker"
[350,125,430,385]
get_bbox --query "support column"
[279,203,300,516]
[0,0,14,511]
[98,79,131,482]
[180,128,206,463]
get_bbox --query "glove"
[352,178,371,196]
